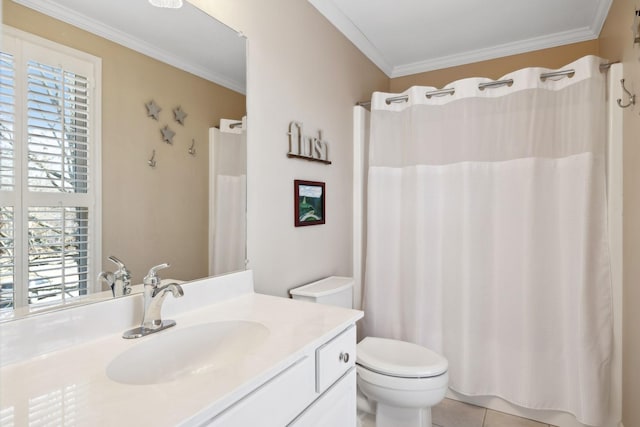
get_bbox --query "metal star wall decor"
[145,100,162,120]
[160,125,176,144]
[173,106,187,125]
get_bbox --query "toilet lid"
[356,337,448,378]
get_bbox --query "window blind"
[0,207,14,309]
[27,60,90,194]
[0,52,15,192]
[28,207,89,306]
[0,51,15,309]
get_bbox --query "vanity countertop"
[0,273,363,426]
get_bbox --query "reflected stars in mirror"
[146,100,162,120]
[174,106,187,125]
[161,125,176,144]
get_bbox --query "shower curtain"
[362,56,613,426]
[209,119,247,276]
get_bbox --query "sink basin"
[106,320,270,385]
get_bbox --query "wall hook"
[188,139,196,156]
[148,149,157,168]
[617,78,636,108]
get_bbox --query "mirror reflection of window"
[0,29,102,311]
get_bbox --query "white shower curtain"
[213,174,246,275]
[362,56,613,426]
[210,119,247,276]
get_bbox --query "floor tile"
[356,410,375,427]
[432,398,486,427]
[483,409,549,427]
[358,399,551,427]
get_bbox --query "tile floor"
[357,398,559,427]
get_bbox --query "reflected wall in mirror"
[0,0,247,318]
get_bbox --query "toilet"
[290,276,449,427]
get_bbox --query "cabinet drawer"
[315,325,356,393]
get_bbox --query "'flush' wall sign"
[287,121,331,165]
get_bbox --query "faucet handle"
[144,263,170,286]
[109,255,132,278]
[108,255,126,269]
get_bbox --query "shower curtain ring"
[617,79,636,108]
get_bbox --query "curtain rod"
[356,61,619,108]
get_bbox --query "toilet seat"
[358,364,449,391]
[356,337,448,378]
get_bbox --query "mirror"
[0,0,247,319]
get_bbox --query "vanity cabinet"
[0,272,364,427]
[206,325,357,427]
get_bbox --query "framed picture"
[294,180,325,227]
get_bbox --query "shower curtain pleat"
[362,55,613,426]
[212,175,246,275]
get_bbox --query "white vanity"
[0,271,363,426]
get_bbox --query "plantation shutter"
[27,60,90,193]
[0,52,15,192]
[0,51,17,309]
[1,27,101,311]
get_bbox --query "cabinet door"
[205,356,315,427]
[289,368,356,427]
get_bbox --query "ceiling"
[11,0,613,88]
[308,0,613,78]
[11,0,247,94]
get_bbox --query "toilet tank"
[289,276,354,309]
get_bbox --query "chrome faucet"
[98,255,132,297]
[141,263,184,329]
[123,263,184,339]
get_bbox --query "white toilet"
[290,276,449,427]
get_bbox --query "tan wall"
[3,2,246,284]
[389,40,600,91]
[599,1,640,427]
[189,0,389,297]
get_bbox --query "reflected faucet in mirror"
[98,256,133,298]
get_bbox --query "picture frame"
[294,180,325,227]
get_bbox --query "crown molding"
[11,0,246,94]
[307,0,611,80]
[391,27,598,78]
[591,0,614,36]
[307,0,394,76]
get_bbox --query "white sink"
[106,320,270,385]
